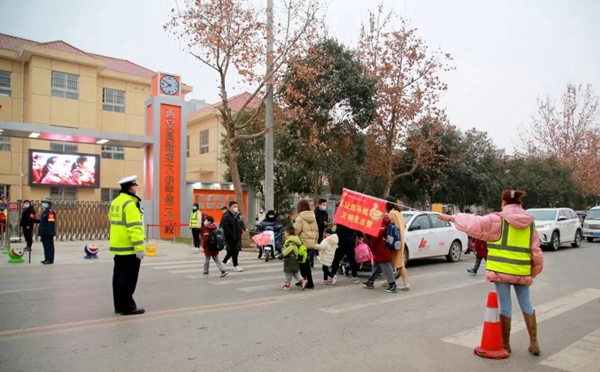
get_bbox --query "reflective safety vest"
[486,220,533,276]
[108,193,145,255]
[190,210,200,228]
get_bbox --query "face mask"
[204,221,209,227]
[267,214,275,219]
[23,204,30,209]
[41,203,49,209]
[193,206,198,211]
[320,205,327,211]
[233,207,239,214]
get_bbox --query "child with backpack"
[467,238,488,275]
[277,226,307,291]
[363,214,397,293]
[314,228,339,284]
[201,216,228,277]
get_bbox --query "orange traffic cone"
[474,291,510,359]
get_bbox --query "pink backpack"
[355,243,373,264]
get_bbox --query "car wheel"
[550,231,560,251]
[571,230,582,248]
[446,240,462,262]
[403,246,409,268]
[587,237,594,243]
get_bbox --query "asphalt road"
[1,242,599,372]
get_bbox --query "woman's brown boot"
[499,315,511,353]
[523,311,541,355]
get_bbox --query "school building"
[0,32,257,237]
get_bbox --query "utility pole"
[264,0,274,212]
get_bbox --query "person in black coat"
[20,200,37,251]
[329,222,362,283]
[221,201,245,272]
[313,199,329,267]
[37,197,57,265]
[256,210,283,259]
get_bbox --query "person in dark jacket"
[313,199,328,267]
[329,221,361,285]
[256,210,283,259]
[20,200,37,251]
[363,214,397,292]
[36,197,56,265]
[221,201,244,272]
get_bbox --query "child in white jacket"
[315,229,339,285]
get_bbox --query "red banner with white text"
[333,189,386,236]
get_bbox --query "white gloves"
[136,251,146,260]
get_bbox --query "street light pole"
[265,0,274,212]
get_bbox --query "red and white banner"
[333,189,387,236]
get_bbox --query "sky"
[1,0,599,153]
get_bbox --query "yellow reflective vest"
[190,210,201,228]
[487,220,533,276]
[108,192,146,255]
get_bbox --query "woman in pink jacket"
[439,190,543,356]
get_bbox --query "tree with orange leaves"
[520,83,600,197]
[165,0,325,214]
[359,6,454,196]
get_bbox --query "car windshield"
[527,209,557,221]
[586,209,600,220]
[402,212,415,221]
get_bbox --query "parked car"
[582,206,600,242]
[401,211,468,267]
[526,208,582,250]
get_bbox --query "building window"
[0,136,10,152]
[0,185,9,200]
[102,88,126,113]
[49,142,78,153]
[49,187,77,200]
[186,135,190,157]
[101,145,124,160]
[51,71,79,100]
[0,70,11,97]
[200,129,209,154]
[101,188,120,202]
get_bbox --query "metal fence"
[7,199,111,244]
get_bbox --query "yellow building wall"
[0,54,148,202]
[186,114,228,182]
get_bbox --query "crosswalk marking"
[442,287,600,348]
[205,275,283,285]
[320,276,478,314]
[236,284,281,293]
[540,327,600,372]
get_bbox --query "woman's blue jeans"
[494,282,534,318]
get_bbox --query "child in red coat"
[363,215,397,293]
[201,216,228,277]
[467,238,488,276]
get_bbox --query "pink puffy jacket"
[451,204,543,286]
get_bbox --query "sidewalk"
[0,239,259,268]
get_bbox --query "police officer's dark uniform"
[109,175,146,316]
[37,197,56,265]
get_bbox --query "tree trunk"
[227,135,245,217]
[383,173,393,197]
[312,166,321,205]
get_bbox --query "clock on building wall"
[159,74,180,95]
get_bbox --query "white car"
[526,208,582,251]
[582,206,600,242]
[401,211,468,267]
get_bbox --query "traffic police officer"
[38,197,56,265]
[109,175,146,315]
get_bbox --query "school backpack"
[208,229,226,251]
[386,222,402,250]
[297,245,308,264]
[354,243,373,264]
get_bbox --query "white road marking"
[540,327,600,372]
[169,266,283,275]
[0,287,53,294]
[236,284,281,293]
[442,287,600,348]
[320,279,483,314]
[207,275,283,285]
[153,263,204,270]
